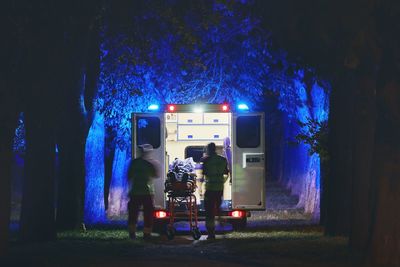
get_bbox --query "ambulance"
[132,103,265,230]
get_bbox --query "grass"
[1,227,358,267]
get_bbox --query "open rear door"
[232,113,265,210]
[132,113,166,209]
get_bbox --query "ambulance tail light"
[167,104,176,112]
[230,210,245,218]
[154,210,168,219]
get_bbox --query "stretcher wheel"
[191,227,202,240]
[166,226,176,240]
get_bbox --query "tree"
[0,1,102,243]
[0,7,26,253]
[254,0,400,265]
[55,6,101,231]
[99,0,267,149]
[95,0,330,220]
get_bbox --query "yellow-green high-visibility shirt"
[202,154,229,191]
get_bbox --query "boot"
[129,232,136,240]
[143,233,151,241]
[207,228,216,240]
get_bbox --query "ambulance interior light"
[193,106,203,113]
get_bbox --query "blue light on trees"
[82,0,330,223]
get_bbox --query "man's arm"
[223,160,229,175]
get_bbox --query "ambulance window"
[185,146,205,162]
[236,116,260,148]
[136,117,160,148]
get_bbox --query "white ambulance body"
[132,103,265,229]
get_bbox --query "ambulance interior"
[165,112,232,209]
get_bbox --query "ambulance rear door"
[132,113,166,209]
[231,113,265,210]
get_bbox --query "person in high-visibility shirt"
[202,142,229,240]
[127,144,159,240]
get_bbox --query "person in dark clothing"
[127,144,159,240]
[202,142,229,240]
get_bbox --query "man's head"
[206,142,217,155]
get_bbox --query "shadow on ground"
[4,183,355,266]
[2,224,359,267]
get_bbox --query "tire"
[191,227,202,240]
[231,217,247,231]
[153,221,167,234]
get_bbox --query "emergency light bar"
[148,104,159,111]
[165,104,231,112]
[237,103,249,110]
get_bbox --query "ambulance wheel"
[153,221,167,234]
[231,217,247,231]
[166,226,175,240]
[191,227,201,240]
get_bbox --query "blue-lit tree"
[87,0,330,220]
[98,0,269,150]
[1,1,103,242]
[254,0,400,265]
[91,0,274,219]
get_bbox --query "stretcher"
[164,174,202,240]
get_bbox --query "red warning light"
[154,210,168,219]
[230,210,244,218]
[222,104,229,111]
[168,105,176,112]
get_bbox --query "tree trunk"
[0,7,20,254]
[0,100,18,255]
[56,16,100,230]
[20,110,57,242]
[104,127,116,211]
[325,70,355,236]
[367,78,400,266]
[107,148,130,218]
[56,115,88,230]
[349,73,376,253]
[319,158,329,225]
[84,113,107,224]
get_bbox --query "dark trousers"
[128,195,154,234]
[204,190,223,235]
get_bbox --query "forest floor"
[2,182,360,267]
[2,222,359,267]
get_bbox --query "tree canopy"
[97,0,330,150]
